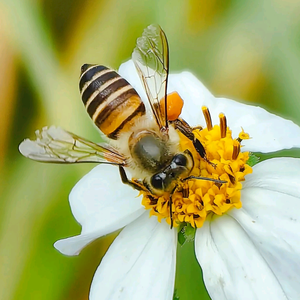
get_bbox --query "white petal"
[69,164,143,231]
[195,214,288,300]
[168,72,300,153]
[54,231,106,256]
[226,158,300,299]
[90,213,177,300]
[168,71,215,126]
[54,165,145,256]
[243,157,300,197]
[213,97,300,153]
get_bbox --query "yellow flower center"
[141,106,252,228]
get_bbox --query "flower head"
[142,107,252,228]
[53,60,300,300]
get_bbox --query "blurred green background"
[1,0,300,299]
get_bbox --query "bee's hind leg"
[172,119,216,168]
[171,119,206,158]
[192,125,203,131]
[192,139,216,168]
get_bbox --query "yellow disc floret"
[141,107,252,228]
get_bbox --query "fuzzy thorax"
[114,117,181,180]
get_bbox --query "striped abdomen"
[79,64,146,139]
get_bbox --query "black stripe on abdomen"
[86,78,130,117]
[94,87,139,125]
[81,69,120,105]
[79,65,108,91]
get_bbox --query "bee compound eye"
[173,154,187,166]
[151,174,164,190]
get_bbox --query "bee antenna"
[183,176,227,184]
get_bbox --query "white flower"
[54,60,300,300]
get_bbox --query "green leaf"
[247,153,260,167]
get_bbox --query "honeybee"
[19,24,224,227]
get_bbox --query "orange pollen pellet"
[160,92,184,121]
[219,113,227,138]
[202,106,212,130]
[232,140,241,160]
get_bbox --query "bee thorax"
[129,130,172,173]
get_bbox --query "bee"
[19,24,224,227]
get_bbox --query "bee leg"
[192,139,217,168]
[169,194,174,229]
[171,118,194,139]
[172,118,216,168]
[193,138,206,159]
[182,185,189,198]
[119,166,148,192]
[169,186,178,229]
[172,119,206,158]
[183,175,227,184]
[193,139,218,169]
[192,125,203,131]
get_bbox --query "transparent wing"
[132,24,169,131]
[19,126,126,165]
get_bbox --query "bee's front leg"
[119,166,149,192]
